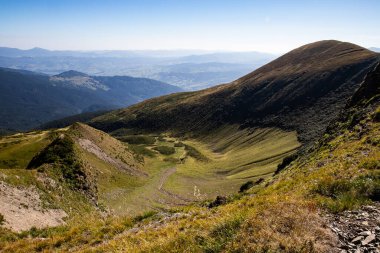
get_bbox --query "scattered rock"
[361,234,375,246]
[326,203,380,253]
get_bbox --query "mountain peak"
[55,70,89,78]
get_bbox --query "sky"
[0,0,379,53]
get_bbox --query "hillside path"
[158,167,176,190]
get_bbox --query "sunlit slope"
[91,40,379,145]
[3,52,379,253]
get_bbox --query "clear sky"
[0,0,379,53]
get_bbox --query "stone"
[361,221,369,226]
[359,231,372,236]
[361,234,376,246]
[352,236,364,243]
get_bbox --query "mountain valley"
[0,40,379,252]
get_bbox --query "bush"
[153,146,175,155]
[360,159,380,170]
[275,153,298,174]
[174,142,184,147]
[27,136,87,190]
[184,144,208,162]
[118,135,156,145]
[239,181,254,193]
[0,213,5,225]
[314,173,380,212]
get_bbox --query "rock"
[362,221,369,226]
[352,236,364,243]
[359,231,372,236]
[361,234,376,246]
[129,228,139,233]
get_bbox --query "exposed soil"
[0,181,67,232]
[157,167,191,204]
[78,138,147,177]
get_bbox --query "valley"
[0,40,379,252]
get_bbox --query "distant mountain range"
[0,68,181,130]
[370,47,380,52]
[0,47,275,90]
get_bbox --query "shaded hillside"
[0,68,181,130]
[92,40,380,145]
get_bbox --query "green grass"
[0,131,51,170]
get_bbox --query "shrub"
[153,146,175,155]
[27,136,87,190]
[239,181,254,193]
[275,153,298,174]
[184,144,208,162]
[0,213,5,225]
[360,159,380,170]
[314,173,380,212]
[174,142,184,147]
[118,135,156,145]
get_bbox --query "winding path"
[157,167,191,203]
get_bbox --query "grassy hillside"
[1,52,379,253]
[91,40,380,145]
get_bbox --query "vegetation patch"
[196,216,243,252]
[183,144,208,162]
[313,173,380,212]
[118,135,156,145]
[27,136,88,190]
[153,146,175,155]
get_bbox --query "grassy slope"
[91,40,379,146]
[1,97,377,252]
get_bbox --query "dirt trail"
[157,167,191,203]
[158,167,176,190]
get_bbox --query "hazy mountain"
[0,47,275,90]
[370,47,380,52]
[0,68,181,130]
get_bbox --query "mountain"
[0,47,275,90]
[370,47,380,52]
[0,68,181,130]
[0,41,379,252]
[91,40,380,145]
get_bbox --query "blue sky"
[0,0,379,53]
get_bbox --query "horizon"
[1,0,380,54]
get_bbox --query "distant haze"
[0,47,276,90]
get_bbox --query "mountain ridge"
[0,68,182,130]
[91,40,380,145]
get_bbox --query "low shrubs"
[118,135,156,145]
[313,173,380,212]
[153,146,175,155]
[27,136,87,190]
[184,144,208,162]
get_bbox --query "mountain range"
[0,47,275,90]
[0,68,181,131]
